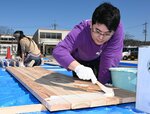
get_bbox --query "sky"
[0,0,150,41]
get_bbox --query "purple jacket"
[53,20,124,84]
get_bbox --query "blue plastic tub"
[109,67,137,92]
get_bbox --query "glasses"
[91,27,113,38]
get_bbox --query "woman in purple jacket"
[53,2,124,85]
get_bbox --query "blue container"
[109,67,137,92]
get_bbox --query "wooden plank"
[44,96,71,111]
[21,68,97,109]
[73,80,101,91]
[6,67,136,112]
[0,104,47,114]
[16,67,90,95]
[113,88,135,103]
[59,94,90,109]
[70,92,119,107]
[6,67,71,111]
[22,67,98,95]
[7,67,55,99]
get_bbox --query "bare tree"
[0,26,14,35]
[125,33,134,40]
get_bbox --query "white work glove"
[74,65,97,84]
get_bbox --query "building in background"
[32,29,70,56]
[0,34,17,55]
[0,29,70,56]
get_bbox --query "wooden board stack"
[6,67,135,112]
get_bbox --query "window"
[56,33,62,39]
[9,38,16,41]
[46,33,50,38]
[51,33,56,39]
[40,32,46,38]
[40,32,62,39]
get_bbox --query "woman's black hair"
[92,2,120,31]
[13,31,25,38]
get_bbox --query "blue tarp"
[0,63,146,114]
[24,103,144,114]
[119,62,137,67]
[0,68,40,107]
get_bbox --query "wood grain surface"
[6,66,135,111]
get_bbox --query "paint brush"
[96,81,114,97]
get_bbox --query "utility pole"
[51,23,58,30]
[143,22,148,43]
